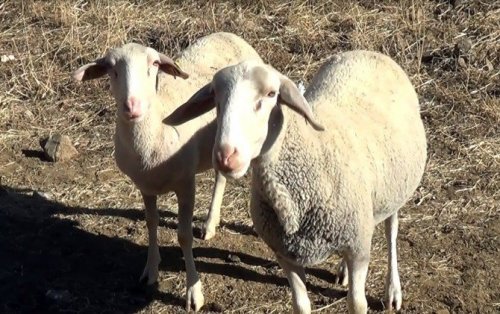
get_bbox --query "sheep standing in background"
[72,32,261,312]
[166,51,427,313]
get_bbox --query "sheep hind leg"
[140,193,161,285]
[202,172,226,240]
[176,181,204,312]
[276,255,311,314]
[384,213,402,311]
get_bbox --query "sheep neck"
[254,105,319,171]
[252,106,321,233]
[115,94,179,169]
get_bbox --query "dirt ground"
[0,0,498,313]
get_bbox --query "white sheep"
[72,32,261,312]
[165,51,427,313]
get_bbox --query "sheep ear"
[163,83,215,126]
[158,53,189,79]
[72,58,109,81]
[278,76,325,131]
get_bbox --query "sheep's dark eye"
[113,70,118,78]
[267,91,276,97]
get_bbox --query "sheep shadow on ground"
[0,185,383,313]
[0,186,184,313]
[50,204,258,239]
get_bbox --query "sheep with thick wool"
[165,50,427,313]
[72,32,261,312]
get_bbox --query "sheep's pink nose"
[124,96,142,119]
[215,144,240,172]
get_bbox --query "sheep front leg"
[384,213,402,311]
[276,255,311,314]
[345,249,370,314]
[202,171,226,240]
[140,193,161,284]
[176,181,204,312]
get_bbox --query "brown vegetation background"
[0,0,498,313]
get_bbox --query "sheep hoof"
[385,295,402,312]
[335,259,348,287]
[139,264,159,285]
[292,297,312,314]
[384,278,402,311]
[201,226,216,240]
[186,281,204,312]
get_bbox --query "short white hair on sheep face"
[165,60,323,179]
[73,43,188,123]
[212,61,283,178]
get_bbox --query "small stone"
[457,57,467,68]
[226,254,241,263]
[42,134,78,162]
[435,309,450,314]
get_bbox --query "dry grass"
[0,0,499,313]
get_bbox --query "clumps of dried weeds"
[0,0,498,313]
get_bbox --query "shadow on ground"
[0,185,386,313]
